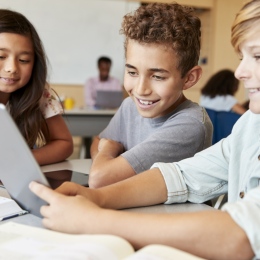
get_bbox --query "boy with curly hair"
[89,3,212,188]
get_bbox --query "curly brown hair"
[120,2,201,78]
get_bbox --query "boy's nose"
[135,77,152,96]
[235,59,251,81]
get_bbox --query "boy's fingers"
[29,181,58,203]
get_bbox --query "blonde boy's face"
[235,30,260,114]
[124,40,187,118]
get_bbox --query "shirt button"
[258,154,260,160]
[239,191,245,199]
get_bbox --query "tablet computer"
[0,104,88,217]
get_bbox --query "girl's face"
[235,30,260,114]
[0,33,34,104]
[124,40,199,118]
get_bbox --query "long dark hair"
[0,9,49,148]
[201,69,239,98]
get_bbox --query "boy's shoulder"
[232,110,259,132]
[175,100,205,118]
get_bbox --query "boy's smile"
[235,30,260,114]
[124,40,188,118]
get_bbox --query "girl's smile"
[0,33,34,101]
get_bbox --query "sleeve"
[122,115,209,174]
[99,103,124,140]
[40,88,63,119]
[151,140,229,204]
[222,186,260,258]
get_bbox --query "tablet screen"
[44,170,89,189]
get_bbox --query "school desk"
[62,108,116,137]
[1,159,215,228]
[62,108,116,158]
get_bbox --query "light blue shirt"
[152,110,260,258]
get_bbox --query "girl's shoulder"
[40,88,63,119]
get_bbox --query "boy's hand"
[55,181,100,205]
[29,181,103,233]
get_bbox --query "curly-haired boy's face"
[235,29,260,114]
[124,40,189,118]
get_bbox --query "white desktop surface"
[40,159,91,174]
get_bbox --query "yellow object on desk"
[64,97,75,110]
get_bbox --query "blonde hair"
[231,0,260,52]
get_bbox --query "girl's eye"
[19,59,30,63]
[0,56,5,60]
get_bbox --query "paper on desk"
[0,197,27,219]
[0,222,134,259]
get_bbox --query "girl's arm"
[32,114,73,165]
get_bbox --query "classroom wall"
[176,0,246,103]
[1,0,248,105]
[1,0,140,86]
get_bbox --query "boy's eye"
[152,75,165,80]
[254,55,260,61]
[127,71,137,76]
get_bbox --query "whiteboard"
[0,0,140,85]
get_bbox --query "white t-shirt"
[199,94,237,111]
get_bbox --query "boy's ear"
[182,66,202,90]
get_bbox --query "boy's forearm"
[95,168,168,209]
[89,209,253,260]
[90,136,100,159]
[89,153,136,188]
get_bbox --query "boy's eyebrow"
[125,63,136,69]
[149,68,169,73]
[125,63,169,73]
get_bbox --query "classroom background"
[1,0,247,158]
[1,0,247,106]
